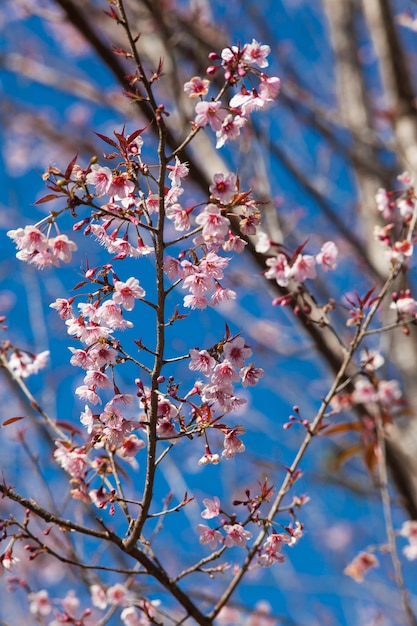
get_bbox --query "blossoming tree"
[2,1,417,625]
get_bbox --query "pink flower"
[199,252,230,279]
[7,225,48,253]
[108,173,135,200]
[201,496,221,519]
[209,172,238,204]
[80,405,95,433]
[189,349,216,376]
[166,203,191,231]
[223,523,252,548]
[90,584,107,610]
[121,606,142,626]
[54,443,88,479]
[211,286,237,305]
[183,294,210,310]
[28,590,52,616]
[183,272,214,297]
[224,337,252,368]
[184,76,210,98]
[316,241,338,271]
[243,39,270,68]
[195,204,230,244]
[84,368,112,389]
[259,76,281,102]
[378,379,402,406]
[194,101,227,131]
[197,524,223,549]
[352,378,377,404]
[223,231,247,253]
[49,234,78,263]
[222,427,246,459]
[106,583,129,606]
[198,451,220,465]
[211,360,240,385]
[113,277,145,310]
[265,254,290,286]
[216,114,246,148]
[86,164,112,196]
[290,254,316,282]
[240,363,264,387]
[229,89,265,116]
[400,521,417,560]
[167,156,189,187]
[50,297,74,319]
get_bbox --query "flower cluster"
[264,240,338,288]
[374,172,417,263]
[185,40,280,149]
[7,225,77,268]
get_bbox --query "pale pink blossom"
[222,427,246,459]
[164,255,183,280]
[195,204,230,244]
[216,114,246,148]
[229,89,265,115]
[201,496,221,519]
[113,277,145,310]
[210,172,238,204]
[184,76,210,98]
[378,379,402,406]
[211,286,237,305]
[265,254,290,286]
[28,589,52,616]
[351,378,377,404]
[199,252,230,279]
[183,272,214,297]
[224,523,252,548]
[106,583,129,606]
[50,297,74,319]
[75,384,102,405]
[390,293,417,315]
[90,584,107,610]
[84,368,112,389]
[194,100,227,131]
[197,524,223,549]
[121,606,142,626]
[183,294,211,309]
[224,337,252,367]
[189,349,216,376]
[397,198,416,219]
[108,173,135,200]
[198,451,220,465]
[259,76,281,102]
[80,405,95,433]
[211,360,240,385]
[166,203,191,231]
[49,234,78,263]
[54,443,88,479]
[86,164,112,196]
[167,156,189,187]
[243,39,271,68]
[7,225,48,253]
[1,551,19,571]
[240,363,264,387]
[400,521,417,560]
[316,241,338,271]
[290,254,316,282]
[223,231,247,253]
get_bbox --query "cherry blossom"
[224,336,252,367]
[223,523,252,548]
[113,277,146,310]
[243,39,271,68]
[290,254,317,282]
[315,241,338,271]
[167,156,189,187]
[28,590,52,616]
[197,524,223,549]
[201,496,221,519]
[209,172,238,204]
[194,100,227,131]
[86,163,112,196]
[184,76,210,98]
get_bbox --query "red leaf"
[2,416,27,427]
[65,153,78,179]
[93,131,119,149]
[34,194,60,205]
[55,421,82,435]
